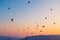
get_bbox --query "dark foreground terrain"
[0,35,60,40]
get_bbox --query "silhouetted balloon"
[31,32,33,36]
[8,7,10,10]
[23,29,25,31]
[11,19,14,22]
[40,30,42,32]
[37,25,39,27]
[36,25,39,29]
[45,17,47,19]
[28,1,30,4]
[27,27,30,29]
[53,22,55,24]
[50,9,52,11]
[42,25,45,28]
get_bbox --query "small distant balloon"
[42,25,45,28]
[53,22,55,24]
[40,30,42,32]
[50,9,52,11]
[37,24,39,27]
[45,17,47,19]
[31,32,33,35]
[28,1,30,4]
[11,18,14,22]
[8,7,10,10]
[23,29,25,31]
[27,27,30,29]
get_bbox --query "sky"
[0,0,60,38]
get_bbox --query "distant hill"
[19,35,60,40]
[0,36,19,40]
[0,35,60,40]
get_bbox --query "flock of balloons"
[2,0,56,36]
[8,1,30,22]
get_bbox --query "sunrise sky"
[0,0,60,38]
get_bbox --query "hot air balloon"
[8,7,10,10]
[45,17,47,19]
[42,25,45,28]
[40,30,42,32]
[50,9,52,11]
[11,18,14,22]
[31,32,33,36]
[28,1,30,4]
[53,22,55,24]
[36,24,39,29]
[23,29,25,31]
[27,27,30,29]
[37,24,39,27]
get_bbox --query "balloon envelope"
[37,25,39,27]
[45,17,47,19]
[42,25,45,27]
[40,30,42,32]
[50,9,52,11]
[23,29,25,31]
[28,27,30,29]
[53,22,55,24]
[28,1,30,4]
[11,19,14,22]
[8,7,10,10]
